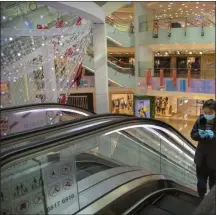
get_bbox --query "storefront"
[110,93,134,115]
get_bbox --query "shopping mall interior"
[0,1,216,215]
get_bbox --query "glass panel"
[1,106,92,136]
[97,125,196,187]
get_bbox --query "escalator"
[1,117,198,215]
[0,103,94,136]
[83,48,135,88]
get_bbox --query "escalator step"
[139,205,173,215]
[157,195,196,215]
[176,193,198,206]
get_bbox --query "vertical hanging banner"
[187,69,191,88]
[172,70,177,87]
[168,18,172,37]
[160,69,164,87]
[201,22,204,36]
[146,69,151,88]
[152,20,159,38]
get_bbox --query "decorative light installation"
[1,3,92,106]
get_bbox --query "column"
[42,45,58,103]
[134,3,154,94]
[92,23,109,113]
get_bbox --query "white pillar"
[92,23,109,113]
[134,3,154,94]
[42,45,58,103]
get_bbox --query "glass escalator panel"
[1,118,197,214]
[0,103,94,136]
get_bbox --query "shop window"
[154,57,171,77]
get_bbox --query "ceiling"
[111,2,215,27]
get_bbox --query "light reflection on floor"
[156,115,198,146]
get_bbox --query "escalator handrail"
[123,187,198,215]
[87,47,134,70]
[0,103,95,114]
[77,174,197,215]
[0,113,133,141]
[1,117,196,168]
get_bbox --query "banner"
[172,70,177,87]
[168,18,172,37]
[187,69,191,87]
[152,20,159,38]
[160,69,164,86]
[146,69,151,87]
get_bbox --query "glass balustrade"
[1,119,197,214]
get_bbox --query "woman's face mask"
[203,107,215,121]
[204,114,215,121]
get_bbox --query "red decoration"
[60,95,67,104]
[64,48,74,58]
[37,24,48,29]
[160,69,164,86]
[71,63,83,88]
[146,69,151,87]
[76,17,82,26]
[56,19,63,28]
[172,70,177,87]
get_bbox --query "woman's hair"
[203,99,216,110]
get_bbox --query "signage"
[1,156,79,215]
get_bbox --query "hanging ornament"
[201,22,204,36]
[37,24,48,29]
[56,19,63,28]
[71,63,83,88]
[184,17,187,36]
[76,17,82,26]
[168,18,172,37]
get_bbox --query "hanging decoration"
[76,17,82,26]
[172,70,177,87]
[187,69,191,88]
[146,69,151,88]
[152,10,158,38]
[201,21,204,36]
[37,24,48,29]
[160,69,164,87]
[56,19,63,28]
[168,18,172,37]
[71,63,83,88]
[152,20,159,38]
[184,17,187,36]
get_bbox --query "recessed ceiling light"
[168,8,171,10]
[185,5,188,7]
[160,5,163,7]
[196,2,199,4]
[199,52,202,54]
[182,4,185,5]
[203,4,206,6]
[196,6,198,8]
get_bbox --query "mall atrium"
[0,1,216,215]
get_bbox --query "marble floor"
[156,115,198,146]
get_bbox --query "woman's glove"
[206,130,214,139]
[199,130,207,138]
